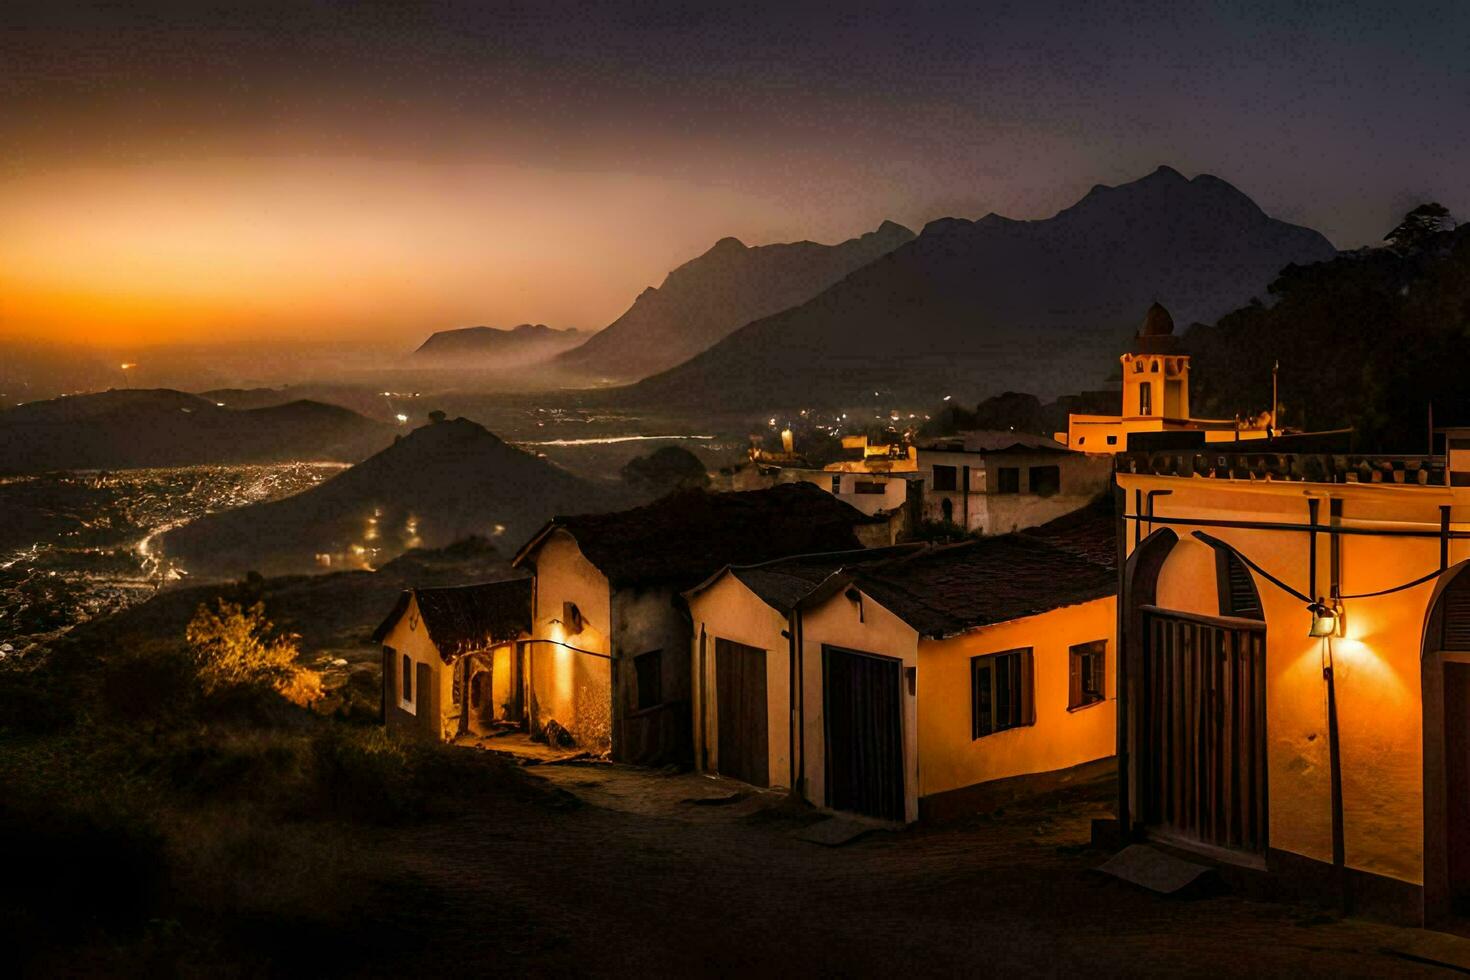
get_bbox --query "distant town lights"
[395,413,409,423]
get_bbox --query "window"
[401,653,414,709]
[634,650,662,709]
[831,474,842,494]
[1076,436,1085,446]
[1028,465,1060,497]
[855,480,886,494]
[1069,640,1106,709]
[931,464,958,491]
[971,649,1033,738]
[1216,549,1264,620]
[995,467,1020,494]
[1139,383,1152,415]
[1106,435,1118,446]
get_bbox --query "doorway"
[715,638,769,787]
[823,646,904,821]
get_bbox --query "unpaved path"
[347,756,1450,977]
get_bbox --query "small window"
[932,465,958,492]
[1028,465,1060,497]
[1150,360,1160,373]
[831,474,842,494]
[1139,384,1152,415]
[854,480,886,494]
[996,467,1020,494]
[1217,549,1264,620]
[971,649,1033,738]
[1106,435,1118,446]
[634,650,662,709]
[401,654,414,706]
[1077,436,1085,445]
[1069,640,1106,710]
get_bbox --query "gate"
[715,638,769,787]
[1142,609,1267,853]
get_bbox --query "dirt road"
[309,753,1456,978]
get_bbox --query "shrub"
[186,600,322,707]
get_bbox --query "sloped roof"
[515,482,884,589]
[833,513,1116,639]
[372,577,532,662]
[917,430,1068,454]
[688,543,927,614]
[1019,495,1119,569]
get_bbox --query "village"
[368,302,1470,943]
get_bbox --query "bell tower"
[1121,302,1189,420]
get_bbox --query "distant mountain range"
[413,323,584,366]
[0,389,395,473]
[619,166,1337,410]
[554,221,915,382]
[158,416,614,577]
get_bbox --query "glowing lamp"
[1308,598,1339,638]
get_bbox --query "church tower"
[1120,302,1189,419]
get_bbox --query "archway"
[1420,559,1470,925]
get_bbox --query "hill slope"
[157,417,612,577]
[622,167,1336,409]
[0,389,395,473]
[555,220,914,381]
[413,323,583,366]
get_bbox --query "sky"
[2,0,1466,350]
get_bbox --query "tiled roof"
[1019,495,1119,569]
[847,524,1116,639]
[517,482,884,589]
[715,544,926,614]
[917,429,1068,454]
[372,577,532,662]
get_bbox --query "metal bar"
[1122,512,1470,540]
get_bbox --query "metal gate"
[823,646,904,821]
[1142,610,1267,853]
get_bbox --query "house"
[916,430,1111,534]
[682,544,924,790]
[1114,435,1470,924]
[689,504,1117,823]
[511,483,889,765]
[1056,303,1272,453]
[373,578,532,741]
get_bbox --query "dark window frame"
[854,480,886,495]
[971,648,1034,739]
[1028,464,1061,497]
[931,464,958,492]
[995,467,1020,494]
[401,653,414,707]
[1068,640,1107,710]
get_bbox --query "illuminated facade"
[1115,442,1470,923]
[1058,303,1270,453]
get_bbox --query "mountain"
[554,220,914,382]
[412,323,583,366]
[620,167,1337,410]
[157,416,613,577]
[0,389,395,473]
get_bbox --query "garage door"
[823,646,904,821]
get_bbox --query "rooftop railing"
[1116,449,1449,486]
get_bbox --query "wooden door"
[1143,611,1267,853]
[715,638,769,787]
[823,646,904,821]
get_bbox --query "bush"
[98,642,199,727]
[309,728,422,823]
[0,665,76,734]
[186,600,322,707]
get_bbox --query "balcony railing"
[1116,450,1448,486]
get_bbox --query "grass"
[0,625,535,974]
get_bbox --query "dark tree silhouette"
[620,446,710,498]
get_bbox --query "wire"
[1192,530,1445,603]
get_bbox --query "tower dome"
[1140,302,1175,337]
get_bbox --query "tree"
[620,446,710,498]
[1385,203,1453,254]
[186,600,321,706]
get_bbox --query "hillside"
[157,416,613,577]
[620,167,1337,410]
[0,389,395,473]
[554,220,914,382]
[413,323,583,366]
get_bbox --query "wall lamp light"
[1308,596,1342,638]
